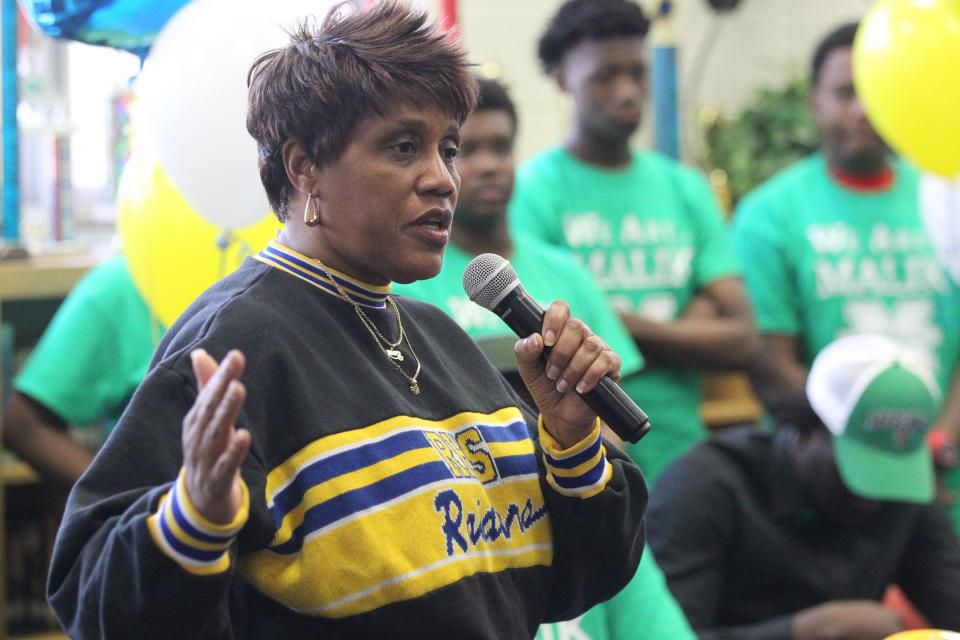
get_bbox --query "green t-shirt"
[14,256,165,428]
[733,154,960,393]
[393,234,643,380]
[534,547,696,640]
[511,148,740,482]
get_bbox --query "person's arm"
[747,334,819,425]
[9,256,158,486]
[646,444,790,640]
[47,352,262,640]
[618,276,760,370]
[663,600,902,640]
[604,547,697,640]
[618,166,760,371]
[512,301,647,621]
[788,601,903,640]
[929,368,960,467]
[3,392,94,487]
[646,446,746,638]
[534,428,647,623]
[733,186,810,414]
[894,503,960,631]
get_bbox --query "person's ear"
[282,138,317,197]
[282,138,322,226]
[554,66,569,93]
[808,82,822,116]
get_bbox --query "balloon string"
[216,229,232,279]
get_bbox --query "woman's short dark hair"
[538,0,650,74]
[810,22,859,87]
[246,1,478,221]
[475,78,518,135]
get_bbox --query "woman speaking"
[47,2,646,638]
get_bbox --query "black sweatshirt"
[48,252,647,640]
[648,426,960,640]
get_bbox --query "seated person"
[647,333,960,639]
[5,255,162,487]
[395,77,695,640]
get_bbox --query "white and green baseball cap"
[806,334,941,504]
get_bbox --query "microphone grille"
[462,253,518,309]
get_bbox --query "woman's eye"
[442,146,459,161]
[394,141,417,154]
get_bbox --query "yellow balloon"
[117,148,279,327]
[853,0,960,178]
[885,631,960,640]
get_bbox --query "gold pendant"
[410,383,420,395]
[386,349,404,362]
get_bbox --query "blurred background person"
[4,255,163,487]
[511,0,759,485]
[647,334,960,639]
[395,76,696,640]
[733,22,960,531]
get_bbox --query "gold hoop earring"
[304,193,320,227]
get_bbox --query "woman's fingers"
[209,429,252,496]
[191,349,219,391]
[192,352,244,430]
[570,341,620,395]
[182,350,249,507]
[179,349,252,524]
[540,300,570,350]
[184,351,243,462]
[534,318,624,397]
[545,317,591,390]
[198,380,246,466]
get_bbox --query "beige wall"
[451,0,874,164]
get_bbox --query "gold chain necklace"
[312,257,422,395]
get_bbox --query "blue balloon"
[20,0,191,58]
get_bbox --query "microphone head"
[463,253,520,310]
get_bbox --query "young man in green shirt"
[733,23,960,530]
[395,77,695,640]
[511,0,758,483]
[6,256,163,486]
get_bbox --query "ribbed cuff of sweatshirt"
[147,468,249,575]
[539,417,612,499]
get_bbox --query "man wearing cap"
[646,334,960,640]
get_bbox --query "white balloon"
[920,173,960,287]
[137,0,337,228]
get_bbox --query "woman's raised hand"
[181,349,251,524]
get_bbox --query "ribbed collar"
[829,164,896,193]
[254,241,391,309]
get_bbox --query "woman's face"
[312,104,461,285]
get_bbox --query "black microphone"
[463,253,651,444]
